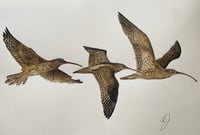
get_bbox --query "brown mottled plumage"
[3,28,82,85]
[74,46,136,119]
[118,12,197,82]
[157,41,181,68]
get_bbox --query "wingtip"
[83,45,96,52]
[83,45,96,50]
[117,11,138,29]
[4,27,9,34]
[103,100,117,119]
[117,12,126,20]
[3,27,12,38]
[83,45,90,50]
[105,115,111,119]
[175,40,180,46]
[3,27,7,37]
[118,11,123,16]
[83,45,107,53]
[68,78,83,84]
[103,108,114,119]
[83,45,93,53]
[172,40,181,53]
[76,79,83,83]
[104,111,111,119]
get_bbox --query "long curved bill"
[176,71,198,82]
[64,61,82,67]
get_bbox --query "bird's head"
[167,69,197,82]
[55,58,82,67]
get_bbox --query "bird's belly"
[24,64,53,76]
[30,70,39,75]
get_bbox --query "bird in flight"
[74,46,137,119]
[3,27,83,85]
[118,12,197,82]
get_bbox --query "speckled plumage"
[74,46,135,119]
[118,12,197,82]
[3,28,82,85]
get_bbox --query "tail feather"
[5,73,28,85]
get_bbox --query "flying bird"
[118,12,197,82]
[74,46,136,119]
[3,27,82,85]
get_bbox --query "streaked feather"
[40,69,82,84]
[118,12,157,71]
[3,27,46,67]
[83,46,110,65]
[94,67,118,119]
[157,41,181,68]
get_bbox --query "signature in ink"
[160,113,170,131]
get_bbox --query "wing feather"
[3,28,46,67]
[83,46,110,65]
[118,12,157,71]
[93,67,118,119]
[157,41,181,68]
[40,69,82,83]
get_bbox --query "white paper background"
[0,0,200,135]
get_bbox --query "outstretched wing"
[40,69,82,83]
[118,12,157,71]
[3,28,46,67]
[93,67,119,119]
[83,46,110,65]
[157,41,181,68]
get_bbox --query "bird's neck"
[47,60,62,68]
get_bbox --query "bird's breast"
[24,62,57,76]
[36,62,56,73]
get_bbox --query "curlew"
[118,12,197,82]
[73,46,136,119]
[3,28,82,85]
